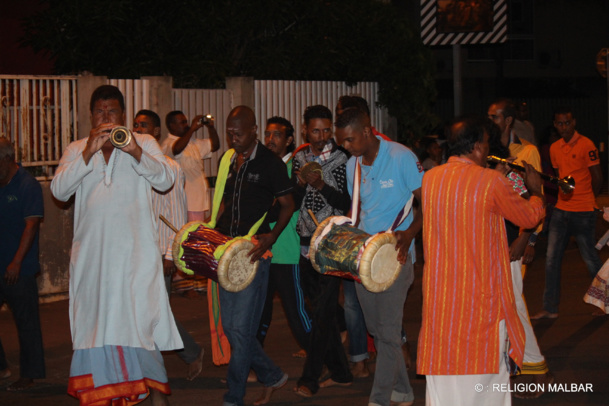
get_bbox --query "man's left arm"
[394,188,422,265]
[5,217,41,285]
[132,135,175,192]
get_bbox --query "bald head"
[228,106,256,127]
[0,137,18,185]
[0,137,15,160]
[226,106,258,154]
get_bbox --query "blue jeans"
[219,257,284,406]
[342,279,369,362]
[544,209,602,313]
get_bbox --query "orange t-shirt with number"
[550,131,599,212]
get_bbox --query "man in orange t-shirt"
[531,107,603,320]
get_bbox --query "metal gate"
[0,75,78,178]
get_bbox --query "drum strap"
[204,149,267,259]
[353,158,414,233]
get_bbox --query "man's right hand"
[522,160,543,197]
[83,123,112,164]
[4,260,21,285]
[190,115,205,132]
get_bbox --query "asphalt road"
[2,201,609,405]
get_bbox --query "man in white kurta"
[51,85,182,405]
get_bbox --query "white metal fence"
[255,80,385,147]
[0,75,78,178]
[1,76,386,181]
[108,78,154,131]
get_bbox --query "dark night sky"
[1,0,54,75]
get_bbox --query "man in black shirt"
[216,106,294,406]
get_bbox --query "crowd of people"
[1,86,606,406]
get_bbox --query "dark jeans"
[257,263,312,351]
[544,208,603,313]
[298,255,352,394]
[219,258,284,406]
[0,274,45,378]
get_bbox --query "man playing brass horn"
[51,85,181,405]
[419,115,545,406]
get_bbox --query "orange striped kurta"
[417,156,545,375]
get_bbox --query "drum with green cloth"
[172,222,259,292]
[171,148,266,293]
[310,216,402,293]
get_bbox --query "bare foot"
[350,360,370,378]
[0,368,11,380]
[7,378,35,391]
[530,310,558,320]
[293,385,313,397]
[248,369,258,383]
[186,348,204,381]
[149,388,170,405]
[319,378,352,388]
[253,373,287,406]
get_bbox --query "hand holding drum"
[172,221,259,292]
[298,161,324,189]
[309,216,401,293]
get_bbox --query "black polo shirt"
[216,142,293,238]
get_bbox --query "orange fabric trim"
[68,374,170,406]
[208,278,231,366]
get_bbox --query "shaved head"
[226,106,258,154]
[0,137,15,160]
[228,105,256,127]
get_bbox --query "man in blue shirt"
[0,137,45,391]
[336,108,423,406]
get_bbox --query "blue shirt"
[0,165,44,277]
[346,137,423,259]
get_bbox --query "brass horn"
[487,155,575,194]
[109,126,132,148]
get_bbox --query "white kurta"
[51,133,183,351]
[161,134,212,212]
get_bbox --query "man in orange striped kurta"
[418,115,545,406]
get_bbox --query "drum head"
[359,233,400,293]
[172,221,206,275]
[300,161,323,180]
[217,239,259,292]
[309,216,335,273]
